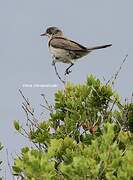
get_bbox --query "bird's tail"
[87,44,112,51]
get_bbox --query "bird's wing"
[49,37,88,51]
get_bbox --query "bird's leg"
[65,63,74,75]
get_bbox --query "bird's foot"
[65,69,72,75]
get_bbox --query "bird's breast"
[49,45,73,63]
[49,45,90,64]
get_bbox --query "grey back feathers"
[49,37,88,52]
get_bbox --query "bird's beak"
[40,32,47,36]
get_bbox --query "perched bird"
[41,26,112,75]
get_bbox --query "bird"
[41,26,112,75]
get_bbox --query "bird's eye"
[46,29,51,34]
[54,29,60,34]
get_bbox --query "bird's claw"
[65,69,72,75]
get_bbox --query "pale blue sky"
[0,0,133,178]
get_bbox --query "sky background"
[0,0,133,179]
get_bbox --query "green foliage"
[13,123,133,179]
[13,147,56,180]
[50,75,117,142]
[13,75,133,179]
[114,102,133,132]
[29,121,50,145]
[14,120,20,131]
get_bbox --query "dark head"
[40,27,63,38]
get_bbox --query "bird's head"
[40,27,63,38]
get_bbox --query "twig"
[19,174,25,180]
[106,54,128,86]
[18,90,49,151]
[40,104,53,112]
[19,89,42,130]
[41,93,53,113]
[40,94,53,119]
[130,92,133,104]
[108,99,117,114]
[41,94,51,108]
[22,102,34,117]
[19,89,39,124]
[22,105,40,130]
[19,89,35,118]
[19,89,30,106]
[6,149,15,180]
[52,63,66,85]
